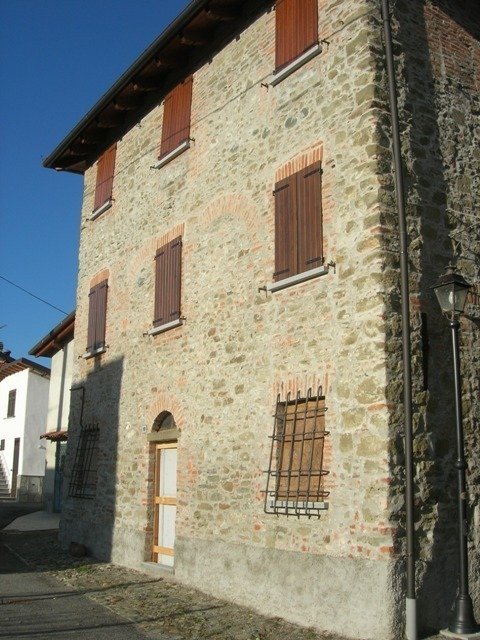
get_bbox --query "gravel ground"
[1,530,447,640]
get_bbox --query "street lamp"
[432,265,480,637]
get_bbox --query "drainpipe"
[380,1,417,639]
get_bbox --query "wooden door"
[153,443,177,566]
[11,438,20,497]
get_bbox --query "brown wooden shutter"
[275,0,319,70]
[87,280,108,351]
[154,237,182,327]
[274,175,297,281]
[160,76,193,158]
[93,144,116,210]
[296,162,323,272]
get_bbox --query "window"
[264,388,329,517]
[93,144,116,214]
[0,439,4,450]
[68,423,99,499]
[273,161,323,283]
[150,237,182,334]
[86,279,108,354]
[275,0,318,71]
[159,76,193,162]
[7,389,16,418]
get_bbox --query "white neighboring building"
[30,312,75,512]
[0,349,50,501]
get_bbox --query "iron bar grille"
[68,423,99,499]
[264,388,329,517]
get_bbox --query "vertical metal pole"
[380,1,417,638]
[447,319,480,635]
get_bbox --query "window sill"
[147,318,182,336]
[90,199,113,221]
[270,43,322,87]
[267,499,329,513]
[155,139,190,169]
[266,264,329,293]
[82,346,107,359]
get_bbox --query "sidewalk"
[3,509,60,531]
[1,513,448,640]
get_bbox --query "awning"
[40,430,68,442]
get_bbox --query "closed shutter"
[160,77,193,158]
[275,0,318,70]
[297,162,323,272]
[274,175,297,281]
[87,279,108,351]
[93,144,116,210]
[154,237,182,327]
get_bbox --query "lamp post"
[432,265,480,637]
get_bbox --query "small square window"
[7,389,16,418]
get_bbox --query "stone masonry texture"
[56,1,479,639]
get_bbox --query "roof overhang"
[40,429,68,442]
[0,358,50,382]
[29,311,75,358]
[43,0,272,174]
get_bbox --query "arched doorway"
[151,412,178,566]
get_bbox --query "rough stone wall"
[58,0,478,638]
[373,0,480,633]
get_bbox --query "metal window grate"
[68,423,99,499]
[264,388,329,517]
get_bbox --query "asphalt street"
[0,544,151,640]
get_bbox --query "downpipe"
[380,1,417,638]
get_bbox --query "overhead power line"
[0,274,68,315]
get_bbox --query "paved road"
[0,544,151,639]
[0,500,42,530]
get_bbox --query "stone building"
[43,1,479,638]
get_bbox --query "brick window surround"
[275,0,319,71]
[93,144,116,213]
[159,77,193,162]
[273,160,323,283]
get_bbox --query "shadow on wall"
[59,356,124,562]
[382,0,480,635]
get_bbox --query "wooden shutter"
[87,279,108,351]
[274,175,297,281]
[296,162,323,272]
[154,237,182,327]
[93,144,116,210]
[275,0,318,70]
[160,77,193,158]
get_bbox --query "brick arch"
[146,391,186,433]
[90,268,110,288]
[126,223,186,287]
[200,192,262,238]
[275,142,324,182]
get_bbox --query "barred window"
[264,388,329,517]
[68,423,99,499]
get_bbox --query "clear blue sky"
[0,0,190,364]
